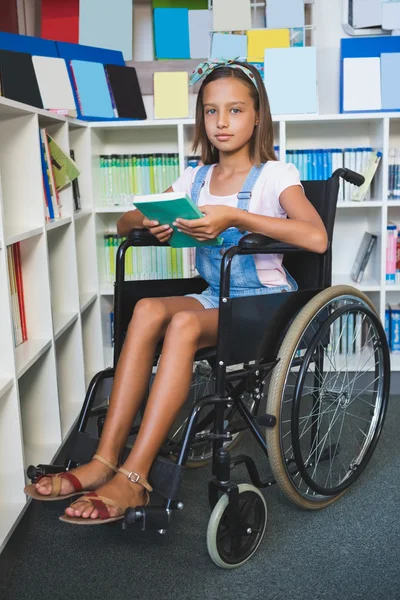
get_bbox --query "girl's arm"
[233,186,328,254]
[175,186,328,255]
[116,186,174,236]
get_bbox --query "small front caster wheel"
[206,484,267,569]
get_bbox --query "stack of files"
[0,49,43,108]
[385,305,400,353]
[32,56,77,117]
[104,234,196,283]
[99,153,180,206]
[7,243,27,347]
[105,65,147,120]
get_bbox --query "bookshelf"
[0,96,399,552]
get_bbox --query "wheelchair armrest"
[128,228,169,247]
[238,233,306,254]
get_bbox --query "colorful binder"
[79,0,133,61]
[0,49,43,108]
[41,0,79,43]
[247,29,290,62]
[32,56,76,115]
[154,72,189,119]
[69,60,114,118]
[105,65,147,120]
[153,8,191,59]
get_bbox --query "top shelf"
[1,94,400,129]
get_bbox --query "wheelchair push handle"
[333,167,365,187]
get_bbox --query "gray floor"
[1,397,399,600]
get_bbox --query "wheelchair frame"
[28,167,389,563]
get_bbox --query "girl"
[25,58,327,524]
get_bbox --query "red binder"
[41,0,79,43]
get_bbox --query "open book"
[133,192,223,248]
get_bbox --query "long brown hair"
[192,61,277,166]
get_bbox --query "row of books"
[388,148,400,200]
[104,235,197,283]
[99,154,180,206]
[7,243,27,347]
[385,305,400,353]
[287,148,381,202]
[39,128,81,220]
[386,222,400,285]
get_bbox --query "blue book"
[0,31,58,57]
[391,308,400,353]
[211,33,247,60]
[306,151,312,180]
[316,149,323,180]
[70,60,114,118]
[154,8,190,59]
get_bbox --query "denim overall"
[185,164,298,310]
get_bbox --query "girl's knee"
[130,298,168,332]
[167,311,202,343]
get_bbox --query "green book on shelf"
[133,192,223,248]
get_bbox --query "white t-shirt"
[172,161,302,286]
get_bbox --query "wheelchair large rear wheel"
[266,286,390,509]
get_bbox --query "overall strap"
[237,164,266,211]
[191,164,213,205]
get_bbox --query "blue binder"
[0,31,58,57]
[56,41,124,65]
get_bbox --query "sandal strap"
[118,467,153,493]
[36,471,83,497]
[93,454,118,474]
[69,492,123,520]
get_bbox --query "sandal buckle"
[127,471,140,484]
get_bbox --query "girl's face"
[202,77,258,156]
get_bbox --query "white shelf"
[15,339,52,379]
[74,208,92,221]
[332,273,381,292]
[0,502,26,553]
[386,284,400,292]
[53,311,79,341]
[101,286,115,296]
[337,200,382,208]
[390,353,400,370]
[24,442,60,471]
[46,216,72,231]
[0,375,13,400]
[4,225,43,246]
[95,206,130,213]
[80,292,97,313]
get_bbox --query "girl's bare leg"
[66,306,219,519]
[35,296,205,497]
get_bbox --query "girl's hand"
[142,217,173,243]
[173,205,237,241]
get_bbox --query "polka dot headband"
[189,57,258,91]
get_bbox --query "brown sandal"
[24,455,119,501]
[59,467,152,525]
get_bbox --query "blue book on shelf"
[392,308,400,352]
[316,149,323,180]
[153,8,190,59]
[0,31,58,57]
[70,60,114,118]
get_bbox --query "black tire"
[266,285,390,509]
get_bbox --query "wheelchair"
[27,168,391,569]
